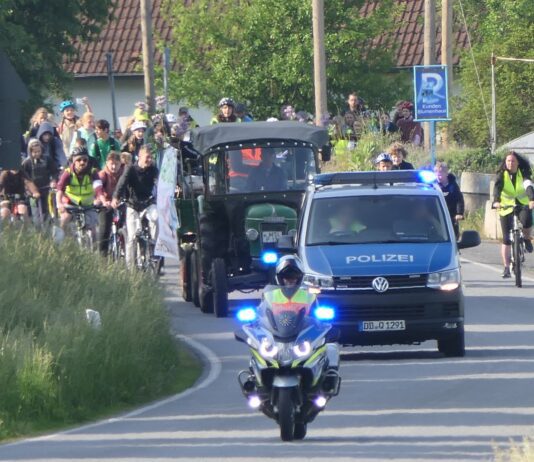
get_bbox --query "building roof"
[66,0,468,77]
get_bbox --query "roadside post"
[106,52,119,133]
[413,65,450,167]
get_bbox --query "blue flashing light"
[418,170,437,184]
[236,307,257,323]
[261,251,278,265]
[314,306,336,321]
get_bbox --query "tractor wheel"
[212,258,228,318]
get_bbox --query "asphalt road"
[2,246,534,462]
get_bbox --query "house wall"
[67,76,213,127]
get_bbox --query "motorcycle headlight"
[303,273,334,289]
[293,341,312,358]
[259,338,279,359]
[427,269,460,291]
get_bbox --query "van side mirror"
[458,230,481,249]
[277,235,296,252]
[320,144,331,162]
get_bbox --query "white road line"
[461,257,534,282]
[0,334,221,448]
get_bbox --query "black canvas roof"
[190,121,329,154]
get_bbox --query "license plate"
[262,231,283,243]
[360,320,406,331]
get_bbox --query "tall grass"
[0,228,199,440]
[494,438,534,462]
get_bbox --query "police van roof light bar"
[313,170,436,187]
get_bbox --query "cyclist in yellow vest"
[492,151,534,278]
[261,255,316,316]
[56,147,106,239]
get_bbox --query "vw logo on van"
[372,277,389,293]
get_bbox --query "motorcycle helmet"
[59,100,76,112]
[275,255,305,286]
[218,97,235,108]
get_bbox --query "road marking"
[0,334,221,448]
[461,257,534,282]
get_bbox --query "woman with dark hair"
[492,151,534,278]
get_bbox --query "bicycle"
[64,204,102,251]
[134,201,162,277]
[109,202,126,261]
[498,204,528,288]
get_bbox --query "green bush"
[0,228,199,439]
[436,148,502,175]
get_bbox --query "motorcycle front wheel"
[277,388,296,442]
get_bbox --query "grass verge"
[0,227,201,441]
[494,438,534,462]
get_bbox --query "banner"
[155,146,180,259]
[413,65,450,121]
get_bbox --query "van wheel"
[438,330,465,357]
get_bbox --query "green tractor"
[176,121,330,317]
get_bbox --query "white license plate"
[262,231,283,243]
[360,320,406,331]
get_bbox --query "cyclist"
[112,145,159,267]
[388,143,414,170]
[21,138,59,225]
[97,152,124,255]
[375,152,394,171]
[434,161,464,240]
[0,169,40,223]
[492,150,534,278]
[211,98,240,124]
[56,147,105,240]
[90,119,121,169]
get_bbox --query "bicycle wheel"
[513,231,522,287]
[109,233,120,261]
[136,239,145,270]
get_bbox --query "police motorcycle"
[234,256,341,441]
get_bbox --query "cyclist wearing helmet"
[211,98,241,124]
[56,147,105,238]
[58,97,92,156]
[375,152,393,171]
[492,150,534,278]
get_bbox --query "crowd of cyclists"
[0,93,532,278]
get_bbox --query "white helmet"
[131,121,147,132]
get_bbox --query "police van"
[280,170,480,357]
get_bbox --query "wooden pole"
[441,0,453,147]
[423,0,436,150]
[312,0,328,127]
[140,0,155,114]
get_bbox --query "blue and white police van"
[283,170,480,357]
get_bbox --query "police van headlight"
[427,269,460,291]
[303,273,334,289]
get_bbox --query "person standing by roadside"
[396,102,422,146]
[91,119,121,169]
[37,121,67,170]
[211,98,240,124]
[434,161,464,240]
[121,121,147,163]
[388,143,414,170]
[71,112,97,156]
[492,151,534,278]
[57,98,92,156]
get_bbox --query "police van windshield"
[206,145,316,195]
[306,195,450,245]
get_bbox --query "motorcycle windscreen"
[262,307,307,339]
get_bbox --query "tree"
[0,0,113,115]
[162,0,406,119]
[452,0,534,148]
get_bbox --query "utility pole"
[490,53,497,154]
[140,0,155,114]
[423,0,436,152]
[106,52,118,132]
[312,0,328,127]
[441,0,453,147]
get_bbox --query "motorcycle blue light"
[261,251,278,265]
[418,170,437,184]
[314,306,335,321]
[236,307,257,323]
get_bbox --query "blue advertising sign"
[413,65,450,121]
